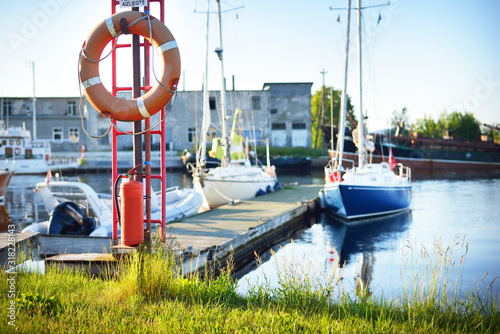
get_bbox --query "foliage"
[414,111,482,140]
[1,234,499,333]
[254,146,324,158]
[446,111,482,140]
[16,292,61,316]
[311,86,356,149]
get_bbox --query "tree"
[414,111,481,140]
[446,111,481,140]
[311,87,355,149]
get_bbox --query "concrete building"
[1,82,312,154]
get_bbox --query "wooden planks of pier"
[2,184,323,275]
[169,184,323,274]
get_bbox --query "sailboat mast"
[199,0,211,166]
[336,0,352,169]
[357,0,365,169]
[216,0,228,165]
[32,61,37,141]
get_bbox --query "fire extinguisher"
[120,165,144,247]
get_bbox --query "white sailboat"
[323,0,412,220]
[192,0,279,208]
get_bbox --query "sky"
[1,0,499,131]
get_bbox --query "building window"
[69,127,79,142]
[272,123,286,130]
[270,108,277,114]
[26,104,32,115]
[188,127,196,143]
[67,101,77,115]
[209,97,216,110]
[2,101,12,115]
[292,123,306,129]
[52,128,63,141]
[252,96,261,110]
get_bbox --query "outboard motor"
[48,201,95,235]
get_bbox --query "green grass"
[1,235,499,333]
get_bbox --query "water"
[236,175,500,300]
[4,170,500,300]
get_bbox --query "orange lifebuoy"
[79,11,181,122]
[14,147,21,155]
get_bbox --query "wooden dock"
[0,232,39,269]
[168,184,323,274]
[1,184,323,274]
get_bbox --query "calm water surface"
[4,170,500,299]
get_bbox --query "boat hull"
[324,182,412,220]
[201,165,278,206]
[0,170,14,200]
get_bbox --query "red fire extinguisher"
[120,165,144,247]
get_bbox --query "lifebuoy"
[79,11,181,122]
[14,147,21,155]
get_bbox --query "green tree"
[446,111,481,140]
[311,87,355,149]
[414,115,435,138]
[414,111,481,140]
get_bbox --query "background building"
[1,82,312,153]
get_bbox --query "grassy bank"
[1,237,499,333]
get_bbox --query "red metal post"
[110,0,167,243]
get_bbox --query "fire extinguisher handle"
[127,164,143,177]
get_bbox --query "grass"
[1,234,499,333]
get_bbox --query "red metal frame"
[111,0,167,242]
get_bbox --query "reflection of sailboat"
[322,211,412,295]
[323,0,412,220]
[192,0,279,208]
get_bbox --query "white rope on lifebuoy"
[79,11,180,122]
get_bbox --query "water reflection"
[323,211,412,298]
[236,210,412,298]
[0,205,11,232]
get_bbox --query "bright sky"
[1,0,499,131]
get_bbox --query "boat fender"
[79,11,181,121]
[256,188,266,197]
[266,185,273,193]
[273,182,282,192]
[318,190,326,209]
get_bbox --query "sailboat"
[192,0,279,208]
[323,0,412,220]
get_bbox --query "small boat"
[22,179,203,237]
[0,122,80,175]
[323,0,412,221]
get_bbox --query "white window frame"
[187,127,196,143]
[67,101,77,115]
[69,127,79,143]
[52,127,63,142]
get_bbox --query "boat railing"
[396,163,412,182]
[325,157,356,176]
